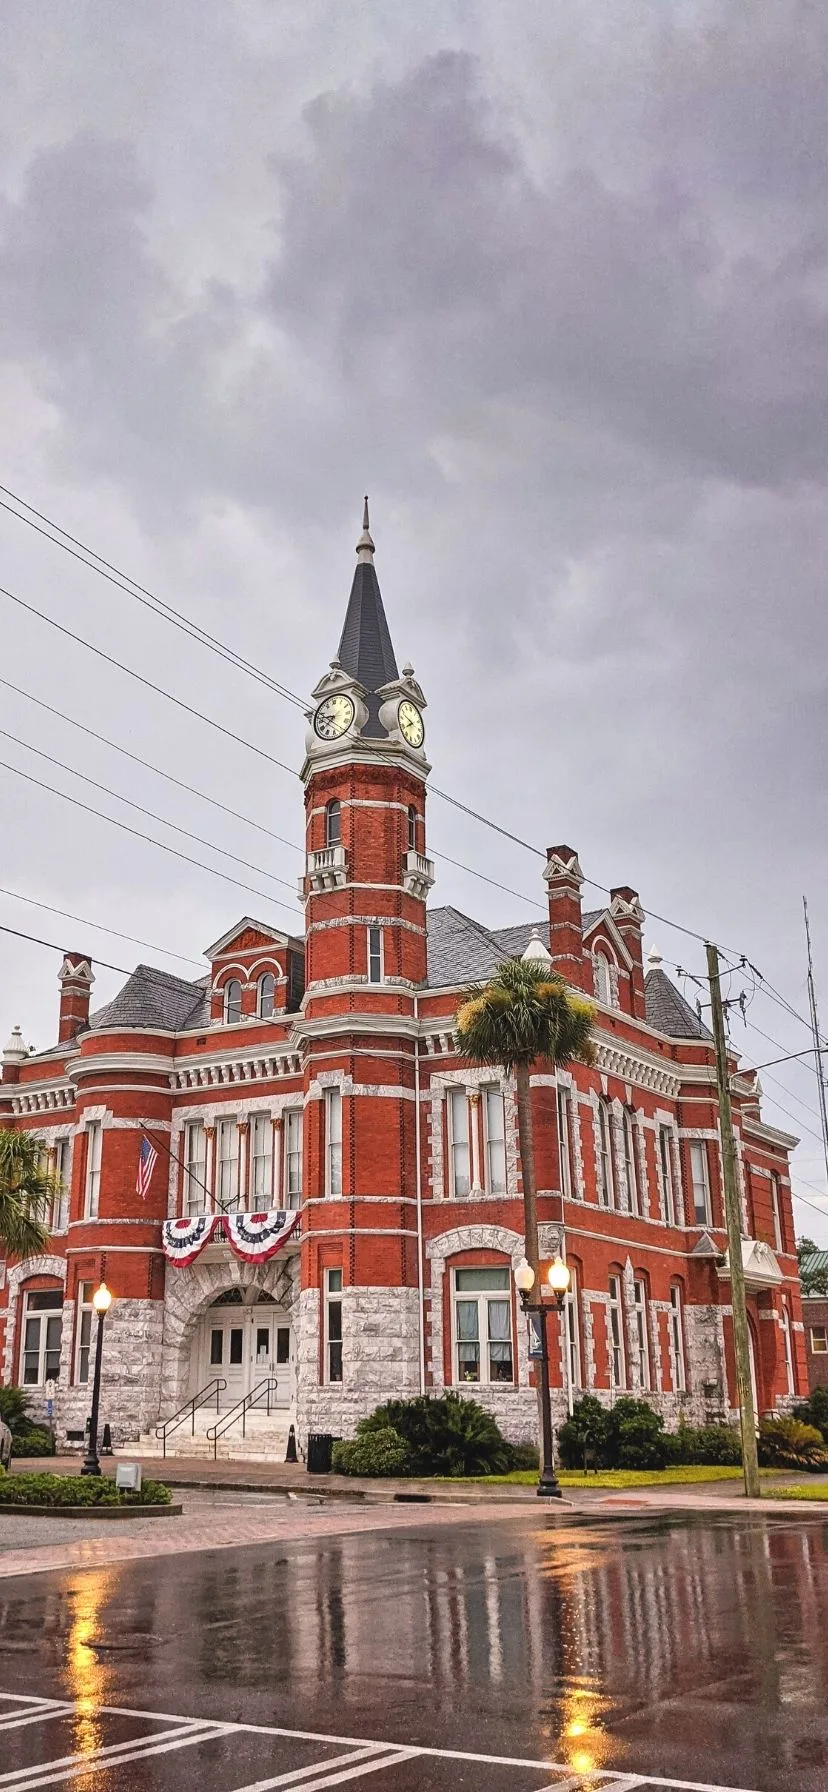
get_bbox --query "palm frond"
[456,959,596,1075]
[0,1128,56,1260]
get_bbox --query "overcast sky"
[1,1,827,1240]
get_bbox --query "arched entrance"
[194,1288,295,1410]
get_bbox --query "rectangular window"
[284,1110,303,1208]
[325,1268,343,1383]
[449,1088,471,1198]
[608,1275,626,1390]
[659,1127,676,1226]
[367,926,384,984]
[249,1113,273,1207]
[632,1277,650,1391]
[597,1102,614,1209]
[184,1121,207,1217]
[558,1086,574,1200]
[770,1173,784,1253]
[20,1290,63,1387]
[453,1267,513,1386]
[325,1088,343,1196]
[52,1140,70,1233]
[483,1088,507,1195]
[623,1110,640,1217]
[810,1327,828,1354]
[83,1121,102,1219]
[566,1267,582,1392]
[217,1117,240,1211]
[669,1286,686,1392]
[689,1140,712,1227]
[75,1282,93,1385]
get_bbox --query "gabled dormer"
[205,918,305,1024]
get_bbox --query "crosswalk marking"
[0,1720,230,1791]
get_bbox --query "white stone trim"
[2,1253,67,1383]
[426,1224,527,1389]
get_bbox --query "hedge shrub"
[793,1389,828,1445]
[663,1422,742,1466]
[0,1387,35,1439]
[332,1427,411,1477]
[757,1417,828,1472]
[559,1396,747,1471]
[360,1393,513,1477]
[0,1473,172,1507]
[13,1428,56,1459]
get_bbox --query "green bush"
[608,1397,667,1469]
[663,1422,742,1466]
[359,1393,512,1476]
[0,1473,172,1507]
[0,1387,35,1439]
[507,1441,539,1471]
[332,1427,411,1477]
[558,1395,611,1468]
[758,1416,828,1472]
[13,1428,56,1458]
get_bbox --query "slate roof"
[90,965,209,1034]
[643,966,712,1040]
[337,560,399,737]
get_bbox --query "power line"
[0,727,299,895]
[0,886,203,968]
[0,675,303,854]
[0,758,303,924]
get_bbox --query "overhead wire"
[0,886,203,968]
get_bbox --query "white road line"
[0,1709,73,1734]
[0,1718,204,1784]
[237,1752,420,1792]
[0,1721,230,1791]
[229,1745,408,1792]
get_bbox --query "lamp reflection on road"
[64,1569,114,1757]
[559,1684,608,1777]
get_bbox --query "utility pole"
[803,897,828,1185]
[706,942,760,1500]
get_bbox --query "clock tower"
[296,501,434,1433]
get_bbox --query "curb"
[0,1502,183,1519]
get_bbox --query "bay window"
[449,1088,471,1198]
[483,1088,507,1194]
[453,1267,513,1385]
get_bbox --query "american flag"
[136,1135,159,1200]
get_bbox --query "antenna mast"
[803,895,828,1185]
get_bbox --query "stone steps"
[118,1406,297,1463]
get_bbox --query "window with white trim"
[558,1085,575,1200]
[249,1113,273,1207]
[689,1140,712,1227]
[224,978,242,1024]
[184,1121,207,1216]
[284,1110,303,1208]
[632,1276,650,1390]
[407,805,417,852]
[483,1088,506,1195]
[659,1126,676,1226]
[593,952,614,1007]
[84,1122,102,1219]
[566,1267,582,1392]
[325,1088,343,1196]
[597,1100,615,1210]
[669,1285,686,1392]
[324,1268,343,1383]
[217,1117,240,1211]
[608,1275,626,1390]
[20,1289,63,1386]
[622,1108,639,1217]
[770,1173,784,1253]
[75,1281,94,1385]
[325,799,341,847]
[780,1304,795,1395]
[52,1139,70,1233]
[453,1267,513,1385]
[257,972,276,1019]
[448,1088,471,1198]
[367,926,384,984]
[810,1326,828,1354]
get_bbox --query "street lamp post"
[514,1255,571,1501]
[80,1282,113,1477]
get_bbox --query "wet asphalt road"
[0,1505,826,1791]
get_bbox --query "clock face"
[314,693,355,740]
[398,699,425,748]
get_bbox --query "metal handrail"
[206,1378,279,1458]
[155,1378,227,1458]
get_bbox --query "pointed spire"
[356,494,375,563]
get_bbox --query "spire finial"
[356,495,375,564]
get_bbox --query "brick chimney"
[543,846,592,993]
[58,953,94,1043]
[609,888,646,1018]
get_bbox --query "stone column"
[272,1114,282,1207]
[469,1089,482,1194]
[204,1125,216,1213]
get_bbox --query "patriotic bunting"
[161,1210,299,1267]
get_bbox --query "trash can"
[306,1432,334,1474]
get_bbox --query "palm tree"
[0,1129,55,1259]
[456,954,596,1274]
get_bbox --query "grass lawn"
[447,1465,759,1488]
[765,1483,828,1502]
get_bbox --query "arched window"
[407,805,417,852]
[325,799,341,847]
[224,978,242,1024]
[257,972,276,1019]
[593,951,614,1007]
[669,1284,686,1393]
[631,1274,650,1390]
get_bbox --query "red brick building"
[0,510,807,1454]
